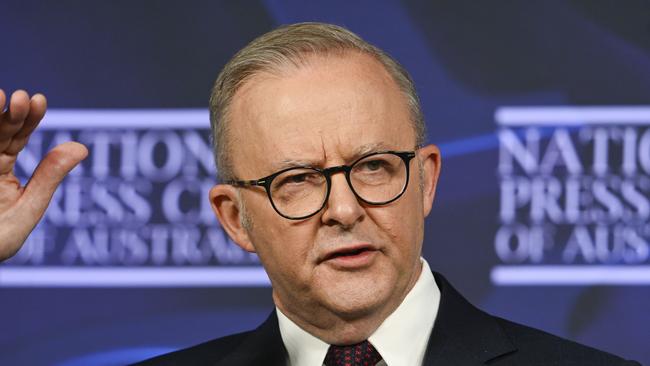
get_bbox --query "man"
[0,23,640,366]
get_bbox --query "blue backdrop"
[1,1,648,365]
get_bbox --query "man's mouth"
[321,244,378,268]
[328,247,371,258]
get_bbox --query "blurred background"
[1,1,649,364]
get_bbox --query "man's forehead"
[229,54,408,129]
[226,52,415,177]
[232,51,395,103]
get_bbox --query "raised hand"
[0,89,88,262]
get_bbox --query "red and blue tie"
[324,340,383,366]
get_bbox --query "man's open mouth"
[323,245,376,262]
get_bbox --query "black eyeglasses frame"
[227,150,417,220]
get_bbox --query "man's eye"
[359,159,388,171]
[277,172,321,187]
[288,174,309,183]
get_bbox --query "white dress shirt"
[277,259,441,366]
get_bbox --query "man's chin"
[321,286,392,321]
[311,296,390,345]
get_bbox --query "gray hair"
[209,22,426,181]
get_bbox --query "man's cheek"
[371,213,404,244]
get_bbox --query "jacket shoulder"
[494,316,641,365]
[130,330,253,366]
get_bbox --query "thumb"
[19,141,88,219]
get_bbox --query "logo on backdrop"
[1,110,266,287]
[492,106,650,285]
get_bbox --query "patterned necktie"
[323,340,383,366]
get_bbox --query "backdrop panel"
[1,1,648,365]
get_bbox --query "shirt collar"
[277,258,441,366]
[277,303,330,366]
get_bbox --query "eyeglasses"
[227,151,416,220]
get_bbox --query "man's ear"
[209,184,256,253]
[418,144,441,217]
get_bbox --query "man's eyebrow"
[268,142,397,172]
[353,142,394,157]
[271,158,320,171]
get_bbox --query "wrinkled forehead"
[226,53,416,178]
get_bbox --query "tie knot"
[324,340,383,366]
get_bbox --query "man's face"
[213,52,439,340]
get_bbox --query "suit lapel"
[215,310,287,366]
[423,273,516,365]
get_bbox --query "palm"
[0,89,87,261]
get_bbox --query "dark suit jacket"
[134,273,640,365]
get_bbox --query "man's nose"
[320,172,364,227]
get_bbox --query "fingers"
[0,142,87,262]
[0,91,28,144]
[0,89,5,112]
[15,93,47,139]
[19,142,88,222]
[6,90,30,123]
[4,93,47,155]
[0,90,48,157]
